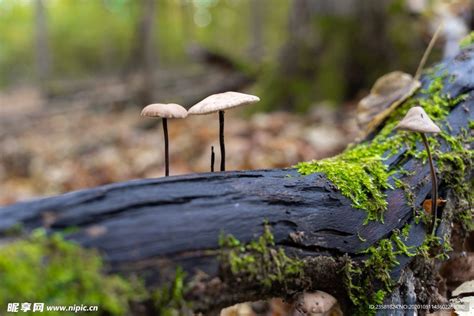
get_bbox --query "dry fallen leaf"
[357,71,421,137]
[356,24,443,138]
[422,199,447,214]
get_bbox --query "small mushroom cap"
[395,106,441,133]
[188,91,260,115]
[141,103,188,119]
[292,291,338,315]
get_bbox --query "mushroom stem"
[420,133,438,236]
[211,146,215,172]
[162,118,169,177]
[219,110,225,171]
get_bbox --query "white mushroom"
[395,106,441,235]
[291,291,340,316]
[395,106,441,133]
[188,91,260,171]
[141,103,187,176]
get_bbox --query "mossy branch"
[0,45,473,314]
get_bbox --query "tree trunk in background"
[180,0,194,46]
[129,0,156,105]
[34,0,51,95]
[344,0,394,99]
[260,0,417,112]
[248,0,264,62]
[261,0,319,111]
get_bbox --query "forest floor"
[0,83,359,205]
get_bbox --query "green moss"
[391,230,416,258]
[153,267,190,316]
[337,74,471,311]
[345,218,460,314]
[344,228,417,315]
[297,148,393,223]
[456,207,474,232]
[417,234,452,261]
[434,128,473,232]
[0,230,145,315]
[3,222,24,236]
[344,242,396,315]
[296,72,471,313]
[219,224,304,290]
[296,75,469,224]
[343,259,364,307]
[395,177,420,221]
[0,230,198,315]
[460,32,474,49]
[401,223,411,238]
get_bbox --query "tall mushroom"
[188,91,260,171]
[395,106,441,236]
[141,103,187,177]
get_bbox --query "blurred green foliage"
[254,5,432,112]
[153,267,189,315]
[0,230,145,315]
[460,31,474,49]
[0,0,448,110]
[0,1,35,85]
[0,0,288,86]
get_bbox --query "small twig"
[211,146,215,172]
[414,24,443,81]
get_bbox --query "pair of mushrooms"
[143,99,440,234]
[141,91,260,176]
[396,106,441,236]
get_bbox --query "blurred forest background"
[0,0,472,205]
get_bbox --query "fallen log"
[0,48,473,314]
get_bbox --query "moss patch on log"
[338,104,473,313]
[333,71,472,312]
[152,267,191,316]
[460,32,474,49]
[343,221,459,315]
[343,228,416,315]
[0,230,196,315]
[0,230,145,315]
[296,74,470,224]
[217,224,348,311]
[217,220,464,315]
[219,224,304,290]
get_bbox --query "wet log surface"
[1,48,473,313]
